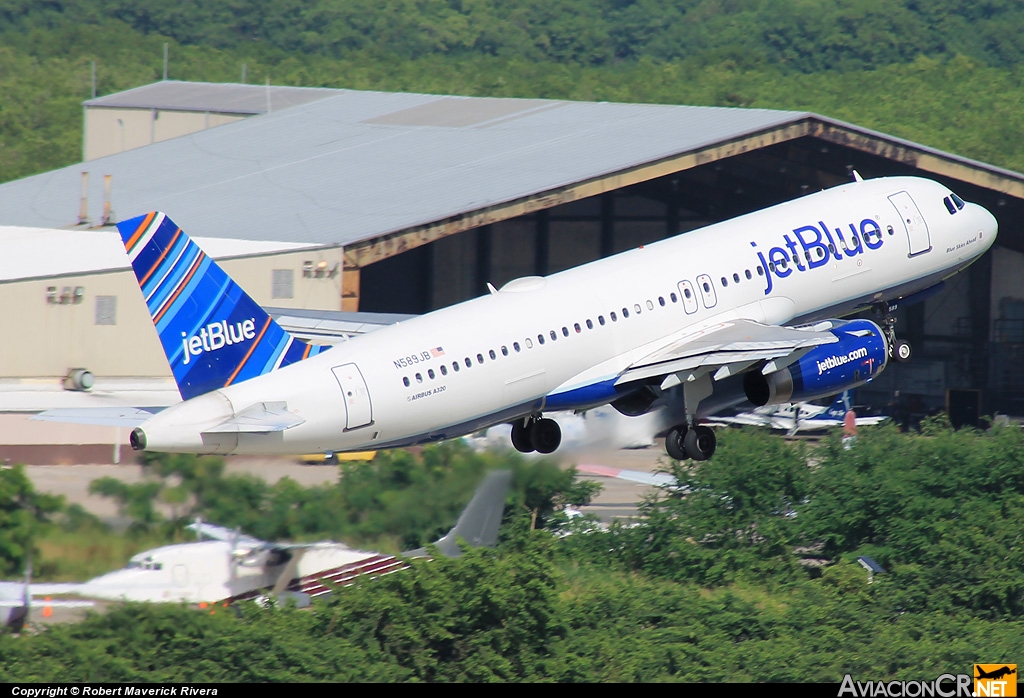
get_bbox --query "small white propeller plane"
[0,470,510,623]
[36,174,996,461]
[707,390,888,436]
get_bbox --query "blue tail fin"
[116,212,329,400]
[821,391,851,420]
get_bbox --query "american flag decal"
[431,347,445,357]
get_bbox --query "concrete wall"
[0,248,345,380]
[84,107,245,161]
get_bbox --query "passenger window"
[562,326,569,337]
[513,342,521,352]
[574,323,581,333]
[744,269,751,280]
[586,319,594,329]
[599,316,605,325]
[477,353,484,364]
[465,358,472,368]
[416,373,423,383]
[636,303,644,313]
[453,362,460,372]
[658,297,665,306]
[670,293,678,303]
[550,330,557,341]
[733,273,740,283]
[721,277,728,287]
[538,334,545,345]
[702,281,711,292]
[501,346,508,356]
[684,288,692,299]
[403,377,410,387]
[440,365,448,375]
[611,312,618,322]
[622,308,629,318]
[489,349,496,359]
[428,369,435,379]
[525,338,534,349]
[756,266,764,276]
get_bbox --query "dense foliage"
[3,2,1024,184]
[3,426,1023,681]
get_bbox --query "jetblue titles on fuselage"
[753,217,885,294]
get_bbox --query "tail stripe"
[139,227,183,288]
[143,232,191,304]
[125,212,159,255]
[226,316,272,386]
[146,236,201,312]
[154,252,207,325]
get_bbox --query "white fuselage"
[138,177,997,454]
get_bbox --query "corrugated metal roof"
[83,80,338,114]
[0,226,312,282]
[0,83,1019,250]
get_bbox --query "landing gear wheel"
[684,425,717,461]
[665,425,689,461]
[531,418,561,454]
[511,420,535,453]
[894,339,912,363]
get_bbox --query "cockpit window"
[944,196,956,215]
[951,193,965,210]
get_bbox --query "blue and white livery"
[92,176,996,460]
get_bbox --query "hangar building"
[1,80,1023,443]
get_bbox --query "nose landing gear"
[874,301,912,363]
[510,416,562,454]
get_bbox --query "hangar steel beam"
[342,121,816,270]
[810,121,1024,198]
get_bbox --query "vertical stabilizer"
[116,212,328,400]
[403,470,512,558]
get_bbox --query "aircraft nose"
[973,202,998,244]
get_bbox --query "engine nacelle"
[743,319,888,406]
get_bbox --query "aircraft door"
[677,280,698,314]
[332,363,374,430]
[696,274,718,309]
[888,191,932,256]
[173,565,188,588]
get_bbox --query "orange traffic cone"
[42,597,53,618]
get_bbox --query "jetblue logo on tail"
[181,319,257,365]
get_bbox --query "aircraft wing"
[615,319,840,386]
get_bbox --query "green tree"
[0,465,62,577]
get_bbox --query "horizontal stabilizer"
[203,402,305,434]
[31,407,162,428]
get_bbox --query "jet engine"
[743,319,888,406]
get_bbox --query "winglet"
[403,470,512,558]
[116,212,329,400]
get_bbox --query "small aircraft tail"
[116,212,329,401]
[403,469,512,558]
[822,391,852,420]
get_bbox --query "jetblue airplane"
[67,174,996,461]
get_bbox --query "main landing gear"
[664,423,717,461]
[511,416,562,454]
[874,302,912,363]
